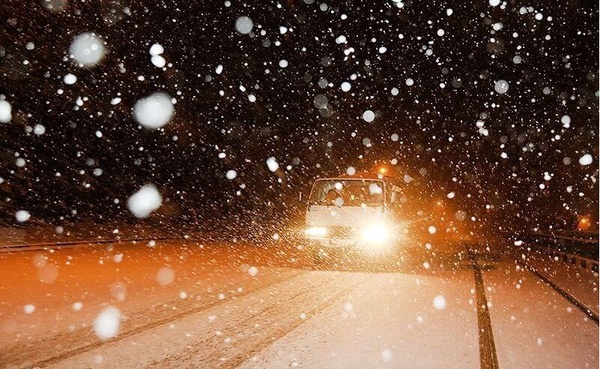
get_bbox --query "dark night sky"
[0,0,598,232]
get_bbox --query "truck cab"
[303,172,405,256]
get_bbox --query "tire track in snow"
[19,269,306,369]
[149,272,371,369]
[466,246,500,369]
[516,261,599,325]
[222,275,371,369]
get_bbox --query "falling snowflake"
[94,307,121,340]
[235,16,254,34]
[69,32,106,67]
[362,110,375,123]
[132,92,174,129]
[127,184,163,218]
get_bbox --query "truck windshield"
[309,179,384,207]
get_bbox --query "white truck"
[303,172,406,258]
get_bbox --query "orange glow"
[577,216,591,231]
[378,167,388,175]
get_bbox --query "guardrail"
[545,249,599,274]
[0,228,283,253]
[0,236,190,253]
[512,232,599,274]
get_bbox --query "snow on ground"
[517,247,599,314]
[482,251,598,368]
[238,269,479,369]
[0,238,597,368]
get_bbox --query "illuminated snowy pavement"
[0,238,597,368]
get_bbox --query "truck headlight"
[305,227,328,237]
[361,224,390,243]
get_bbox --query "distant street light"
[577,216,591,231]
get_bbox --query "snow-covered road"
[0,238,597,368]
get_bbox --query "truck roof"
[313,172,402,192]
[329,172,384,180]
